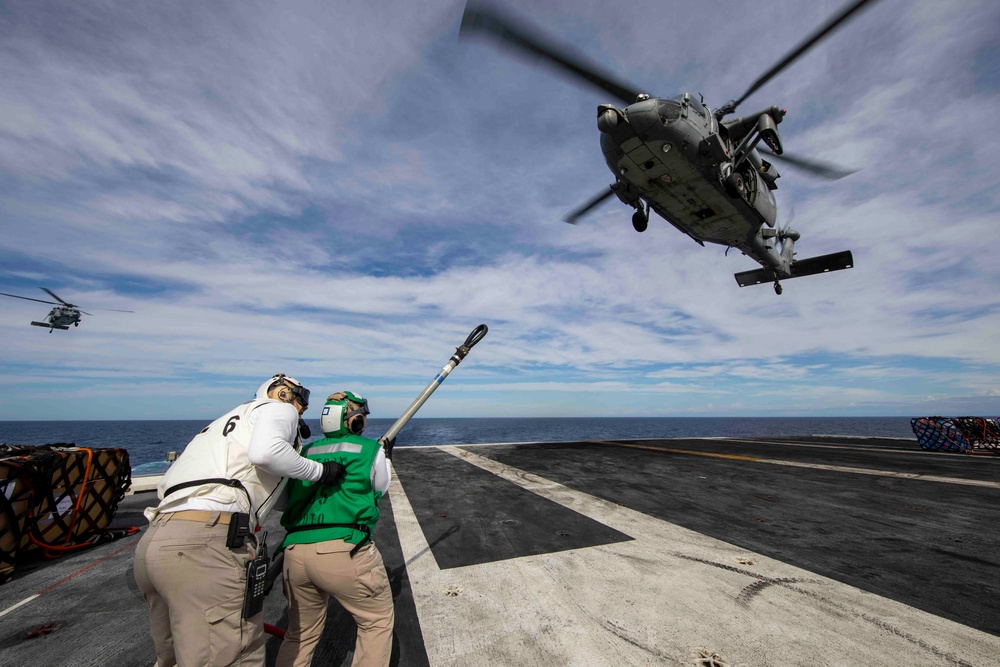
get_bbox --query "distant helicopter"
[461,0,879,294]
[0,288,133,332]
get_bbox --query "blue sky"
[1,0,998,421]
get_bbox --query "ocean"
[0,416,919,473]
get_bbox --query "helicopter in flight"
[0,288,133,332]
[460,0,879,294]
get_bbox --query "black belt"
[286,522,372,556]
[163,477,259,527]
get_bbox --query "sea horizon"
[0,416,930,468]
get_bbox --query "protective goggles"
[343,396,369,420]
[273,375,310,408]
[287,384,310,408]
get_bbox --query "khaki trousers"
[133,513,264,667]
[275,540,394,667]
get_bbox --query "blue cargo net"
[910,417,1000,453]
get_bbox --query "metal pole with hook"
[378,323,488,455]
[262,324,488,632]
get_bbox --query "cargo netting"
[0,443,134,583]
[910,417,1000,454]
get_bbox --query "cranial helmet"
[321,391,370,437]
[255,374,310,409]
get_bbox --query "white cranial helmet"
[254,374,310,408]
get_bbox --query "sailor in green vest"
[275,391,394,667]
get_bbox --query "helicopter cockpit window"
[658,98,681,122]
[671,94,706,119]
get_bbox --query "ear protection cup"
[321,391,369,436]
[344,412,366,435]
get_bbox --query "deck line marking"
[35,537,142,595]
[429,446,997,665]
[0,593,40,619]
[388,469,438,572]
[591,441,1000,489]
[0,536,141,619]
[719,437,996,460]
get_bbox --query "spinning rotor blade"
[564,187,617,224]
[460,4,643,106]
[92,307,135,313]
[716,0,880,118]
[0,291,60,306]
[763,149,857,180]
[41,287,72,305]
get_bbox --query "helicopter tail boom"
[735,250,854,288]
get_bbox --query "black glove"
[318,461,346,486]
[298,419,311,440]
[381,437,396,461]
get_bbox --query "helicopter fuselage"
[597,93,793,276]
[30,306,81,330]
[460,1,866,293]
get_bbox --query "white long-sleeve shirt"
[247,402,324,481]
[177,402,323,515]
[371,447,392,494]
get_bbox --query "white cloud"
[1,0,998,420]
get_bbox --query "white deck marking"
[0,593,40,619]
[719,437,999,460]
[0,536,140,620]
[594,440,1000,489]
[391,445,999,667]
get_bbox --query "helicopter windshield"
[658,98,682,122]
[671,94,706,118]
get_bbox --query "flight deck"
[1,436,997,666]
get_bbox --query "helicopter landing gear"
[632,209,648,233]
[773,281,783,295]
[724,171,746,199]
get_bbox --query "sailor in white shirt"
[133,374,347,667]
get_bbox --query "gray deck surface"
[0,436,998,666]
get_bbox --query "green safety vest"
[280,433,383,548]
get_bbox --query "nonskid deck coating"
[0,435,997,666]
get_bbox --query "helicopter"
[0,288,133,332]
[460,0,879,294]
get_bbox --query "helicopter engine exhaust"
[778,228,800,264]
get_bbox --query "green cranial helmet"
[321,391,370,437]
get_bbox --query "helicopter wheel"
[632,210,648,233]
[724,172,746,199]
[773,282,783,295]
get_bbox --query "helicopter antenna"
[715,0,881,119]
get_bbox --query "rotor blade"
[725,0,880,115]
[460,4,643,106]
[92,307,135,313]
[763,149,858,180]
[0,291,59,306]
[41,287,71,305]
[564,187,617,224]
[80,310,93,316]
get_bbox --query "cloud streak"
[1,0,998,422]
